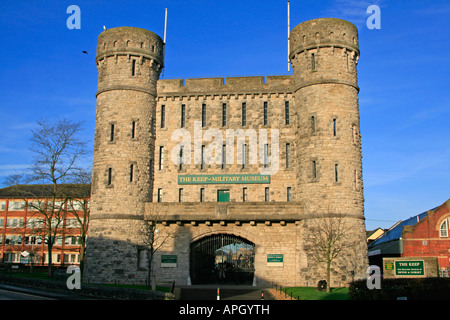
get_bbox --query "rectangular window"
[222,103,227,127]
[311,53,316,71]
[243,188,248,202]
[129,164,134,182]
[265,187,270,202]
[8,201,25,211]
[159,146,164,170]
[131,121,136,139]
[333,119,337,136]
[181,104,185,128]
[0,201,5,211]
[137,249,147,269]
[178,188,183,202]
[263,102,268,125]
[110,123,115,141]
[160,105,165,128]
[242,102,247,126]
[157,188,162,202]
[202,104,206,127]
[200,188,205,202]
[285,101,290,125]
[107,168,112,185]
[286,143,290,168]
[287,187,292,202]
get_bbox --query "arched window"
[440,218,449,238]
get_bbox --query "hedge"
[349,277,450,300]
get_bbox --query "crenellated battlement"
[157,75,294,98]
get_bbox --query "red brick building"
[402,199,450,269]
[368,198,450,276]
[0,185,89,268]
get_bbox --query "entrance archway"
[190,233,255,285]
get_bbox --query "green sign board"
[267,254,284,266]
[178,174,270,185]
[161,255,177,268]
[395,260,424,276]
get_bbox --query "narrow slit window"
[178,188,183,202]
[311,53,316,71]
[181,104,185,128]
[263,102,268,125]
[311,116,316,133]
[202,104,206,127]
[131,59,136,76]
[201,145,205,169]
[160,105,165,128]
[285,101,290,125]
[200,188,205,202]
[335,164,339,182]
[107,168,112,185]
[242,144,247,169]
[242,102,247,126]
[159,146,164,170]
[131,121,136,139]
[222,144,226,169]
[312,160,317,179]
[110,124,115,141]
[129,164,134,182]
[243,188,248,202]
[179,146,184,170]
[264,144,269,168]
[265,187,270,202]
[286,143,290,168]
[222,103,227,127]
[287,187,292,202]
[157,188,162,202]
[333,119,337,136]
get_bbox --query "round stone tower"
[83,27,164,283]
[290,18,367,280]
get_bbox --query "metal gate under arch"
[190,234,255,285]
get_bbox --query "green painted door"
[217,190,230,202]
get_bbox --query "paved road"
[179,286,273,300]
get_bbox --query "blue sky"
[0,0,448,231]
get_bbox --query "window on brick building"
[440,219,449,238]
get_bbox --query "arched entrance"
[190,233,255,285]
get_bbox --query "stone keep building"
[83,18,368,287]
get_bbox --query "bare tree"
[304,214,352,292]
[141,205,174,289]
[66,169,91,272]
[6,119,90,277]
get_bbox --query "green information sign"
[161,255,177,268]
[178,174,270,185]
[395,260,424,276]
[267,254,284,266]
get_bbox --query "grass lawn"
[281,287,349,300]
